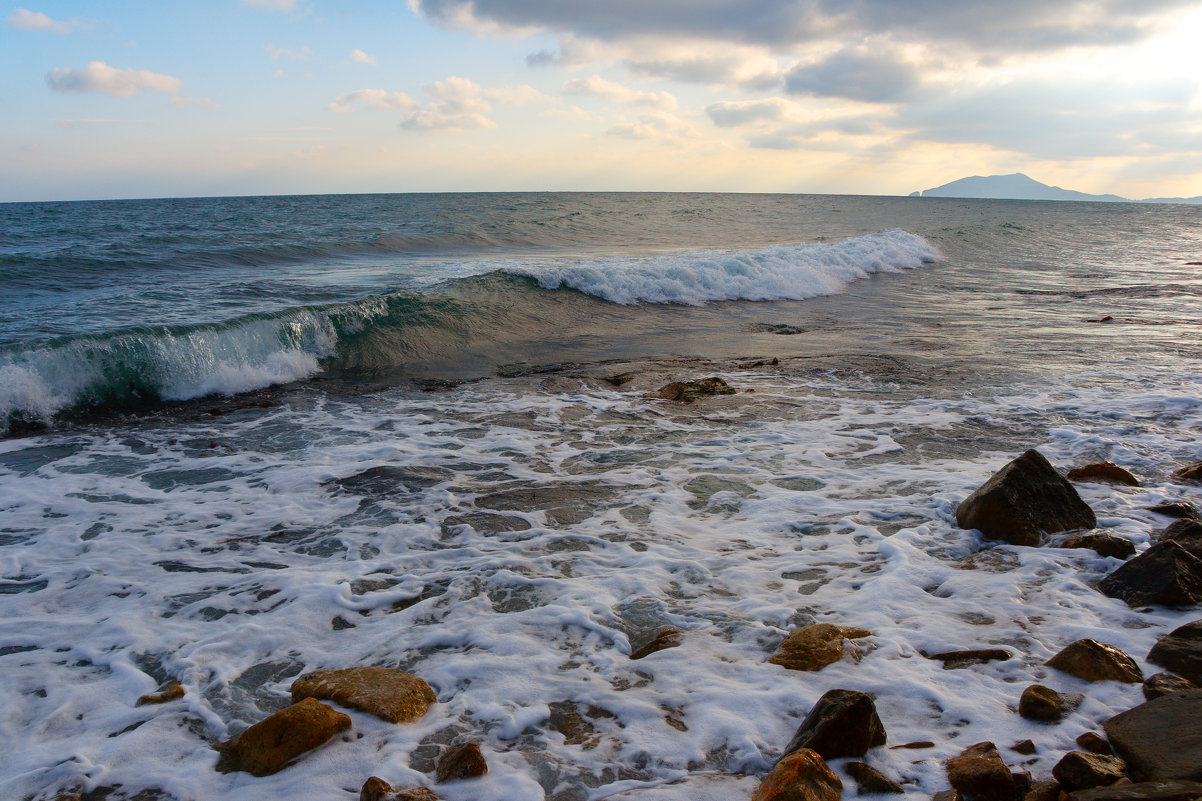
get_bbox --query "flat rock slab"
[928,648,1012,669]
[1098,542,1202,607]
[217,697,351,777]
[782,689,887,761]
[753,749,842,801]
[651,377,737,403]
[1104,688,1202,781]
[1068,462,1140,486]
[1047,639,1143,683]
[1147,620,1202,684]
[1067,781,1202,801]
[768,623,873,672]
[291,667,436,724]
[956,449,1096,547]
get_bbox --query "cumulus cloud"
[6,8,85,33]
[349,49,376,65]
[46,62,183,97]
[706,98,789,128]
[329,77,546,131]
[327,89,418,113]
[784,47,921,103]
[606,110,698,142]
[562,75,677,109]
[481,84,554,105]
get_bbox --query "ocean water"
[1,192,1201,800]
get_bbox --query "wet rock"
[752,748,842,801]
[1143,672,1197,701]
[1059,534,1137,560]
[1053,752,1127,791]
[933,791,965,801]
[216,697,351,777]
[1154,520,1202,560]
[1171,463,1202,483]
[435,742,487,783]
[928,648,1012,669]
[782,689,887,761]
[1077,732,1113,755]
[1012,771,1034,796]
[651,377,738,403]
[360,777,441,801]
[1047,639,1143,683]
[1020,684,1082,721]
[945,741,1018,801]
[548,700,616,749]
[1024,780,1062,801]
[1104,688,1202,781]
[1097,542,1202,608]
[1012,740,1037,755]
[891,741,935,750]
[1067,781,1202,800]
[290,667,436,724]
[1068,463,1140,486]
[768,623,874,672]
[846,762,904,794]
[602,372,637,387]
[956,449,1096,547]
[1146,502,1199,520]
[136,681,184,706]
[630,629,683,660]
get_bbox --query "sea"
[1,192,1200,800]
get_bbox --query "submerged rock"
[752,748,842,801]
[1171,463,1202,483]
[781,689,887,761]
[945,741,1017,801]
[1104,688,1202,781]
[629,628,683,660]
[768,623,873,672]
[1146,502,1200,520]
[1147,620,1202,684]
[1097,542,1202,608]
[1067,463,1140,486]
[360,777,441,801]
[956,449,1096,547]
[1053,752,1127,791]
[1019,684,1082,721]
[651,377,737,403]
[434,742,488,783]
[846,762,904,794]
[928,648,1012,669]
[1046,639,1143,683]
[290,667,436,724]
[216,697,351,777]
[1059,534,1136,560]
[136,680,184,706]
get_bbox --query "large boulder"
[1155,520,1202,560]
[945,742,1017,801]
[216,697,351,777]
[1067,782,1202,800]
[1097,542,1202,607]
[769,623,874,672]
[1052,752,1127,791]
[1103,688,1202,781]
[781,689,887,761]
[1067,463,1140,486]
[1046,639,1143,683]
[1147,620,1202,683]
[291,667,436,724]
[751,749,842,801]
[956,450,1096,547]
[1019,684,1081,722]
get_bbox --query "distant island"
[910,173,1202,204]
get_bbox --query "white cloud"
[606,110,698,142]
[245,0,297,10]
[561,75,677,109]
[481,84,554,105]
[350,49,376,65]
[266,44,313,60]
[402,76,496,131]
[327,89,418,113]
[6,8,84,32]
[46,62,183,97]
[541,105,591,121]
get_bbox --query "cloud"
[562,75,677,109]
[327,89,418,113]
[706,98,789,128]
[349,49,376,65]
[46,62,182,97]
[481,84,554,105]
[606,110,698,142]
[625,51,780,90]
[784,46,921,103]
[6,8,85,33]
[329,77,511,131]
[244,0,297,10]
[266,45,313,60]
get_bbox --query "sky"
[2,0,1202,202]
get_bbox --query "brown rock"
[1098,542,1202,608]
[290,667,436,724]
[956,449,1097,547]
[1068,463,1140,486]
[928,648,1013,669]
[1077,732,1113,755]
[1146,502,1199,520]
[781,689,887,761]
[1155,520,1202,560]
[1020,684,1082,722]
[1059,534,1137,560]
[434,742,487,783]
[216,697,351,777]
[946,741,1018,801]
[846,762,904,794]
[651,377,737,403]
[630,629,683,660]
[137,681,184,706]
[1023,780,1061,801]
[1143,672,1197,701]
[932,792,965,801]
[752,749,842,801]
[1067,781,1202,800]
[359,777,441,801]
[768,623,873,672]
[891,740,935,749]
[1046,639,1143,683]
[1104,688,1202,781]
[1171,463,1202,483]
[1012,740,1037,755]
[1053,752,1127,791]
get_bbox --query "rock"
[1077,732,1113,755]
[290,667,436,724]
[216,697,351,777]
[933,792,965,801]
[928,648,1013,669]
[630,629,683,660]
[1146,502,1199,520]
[1012,740,1037,755]
[768,623,874,671]
[1171,463,1202,483]
[137,681,184,706]
[956,449,1097,547]
[1098,542,1202,607]
[360,777,441,801]
[1024,780,1062,801]
[1143,672,1197,701]
[1067,781,1202,800]
[1068,463,1140,486]
[752,748,842,801]
[1020,684,1082,721]
[891,740,935,749]
[1104,689,1202,781]
[1047,639,1143,683]
[781,689,887,761]
[1012,771,1034,796]
[946,741,1018,801]
[651,377,737,403]
[1147,619,1202,683]
[1154,520,1202,560]
[1059,534,1137,560]
[548,700,615,749]
[434,742,487,782]
[1053,752,1128,791]
[846,762,904,794]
